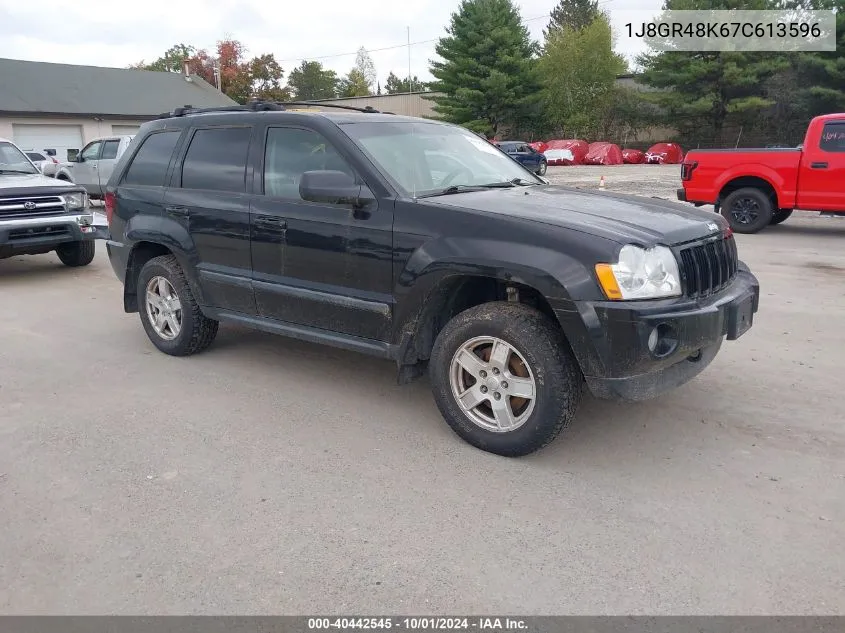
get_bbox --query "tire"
[136,254,218,356]
[56,174,71,182]
[56,240,95,267]
[721,187,773,234]
[537,160,547,176]
[429,301,582,457]
[770,209,793,225]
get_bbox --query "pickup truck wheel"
[721,187,773,234]
[429,302,582,457]
[137,255,218,356]
[770,209,793,225]
[56,240,95,267]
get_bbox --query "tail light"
[104,191,115,225]
[51,157,58,163]
[681,161,698,181]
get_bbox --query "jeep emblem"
[707,222,718,232]
[23,201,36,210]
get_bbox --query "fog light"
[648,327,659,352]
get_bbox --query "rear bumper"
[0,212,103,251]
[676,187,686,202]
[557,264,760,402]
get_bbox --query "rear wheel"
[721,187,773,234]
[770,209,793,225]
[56,240,95,267]
[137,255,218,356]
[537,160,547,176]
[429,302,582,457]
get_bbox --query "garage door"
[12,124,84,163]
[112,125,140,136]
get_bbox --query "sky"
[0,0,663,87]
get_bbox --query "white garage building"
[0,57,237,162]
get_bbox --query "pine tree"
[287,61,339,100]
[543,0,599,39]
[428,0,540,136]
[638,0,781,145]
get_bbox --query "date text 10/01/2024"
[307,618,528,630]
[626,21,821,39]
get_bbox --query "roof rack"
[157,99,391,119]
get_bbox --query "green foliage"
[544,0,600,39]
[338,68,371,97]
[354,48,377,93]
[384,71,429,94]
[134,43,196,73]
[249,54,292,102]
[539,14,626,138]
[428,0,540,136]
[287,61,340,100]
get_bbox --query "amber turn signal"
[595,263,623,300]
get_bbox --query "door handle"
[254,215,286,228]
[811,162,828,169]
[165,205,189,216]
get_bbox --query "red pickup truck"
[678,113,845,233]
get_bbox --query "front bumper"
[557,265,760,402]
[0,212,107,249]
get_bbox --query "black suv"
[105,103,760,457]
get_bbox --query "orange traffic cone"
[599,175,606,189]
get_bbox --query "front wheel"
[429,302,582,457]
[721,187,773,234]
[56,240,95,267]
[537,160,547,176]
[770,209,793,225]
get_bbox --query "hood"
[425,185,726,246]
[0,172,84,197]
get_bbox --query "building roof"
[0,58,237,117]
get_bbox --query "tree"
[287,61,339,100]
[338,68,371,97]
[384,71,428,94]
[544,0,599,39]
[428,0,540,136]
[353,47,377,93]
[638,0,782,146]
[249,53,292,102]
[539,14,625,138]
[133,43,197,73]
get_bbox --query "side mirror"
[299,170,372,206]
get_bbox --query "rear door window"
[819,122,845,152]
[122,130,181,187]
[180,127,251,192]
[101,140,120,160]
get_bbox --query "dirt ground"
[1,168,844,614]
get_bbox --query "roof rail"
[156,99,391,119]
[276,101,388,114]
[156,101,286,119]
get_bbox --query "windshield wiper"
[508,177,540,186]
[417,181,519,198]
[0,168,37,175]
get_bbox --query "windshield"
[340,121,542,197]
[0,142,38,174]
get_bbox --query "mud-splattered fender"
[390,237,605,365]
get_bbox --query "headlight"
[595,244,681,300]
[62,192,87,210]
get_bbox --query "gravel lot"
[1,166,844,615]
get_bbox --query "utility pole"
[407,26,413,94]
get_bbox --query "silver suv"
[55,135,135,198]
[0,137,104,266]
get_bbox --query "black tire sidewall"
[538,161,547,175]
[136,259,199,355]
[770,209,793,225]
[56,240,95,266]
[721,188,773,234]
[429,303,580,456]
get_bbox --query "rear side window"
[819,122,845,152]
[26,152,46,161]
[123,131,181,187]
[180,127,251,192]
[101,140,120,160]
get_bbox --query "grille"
[0,195,66,218]
[678,234,738,298]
